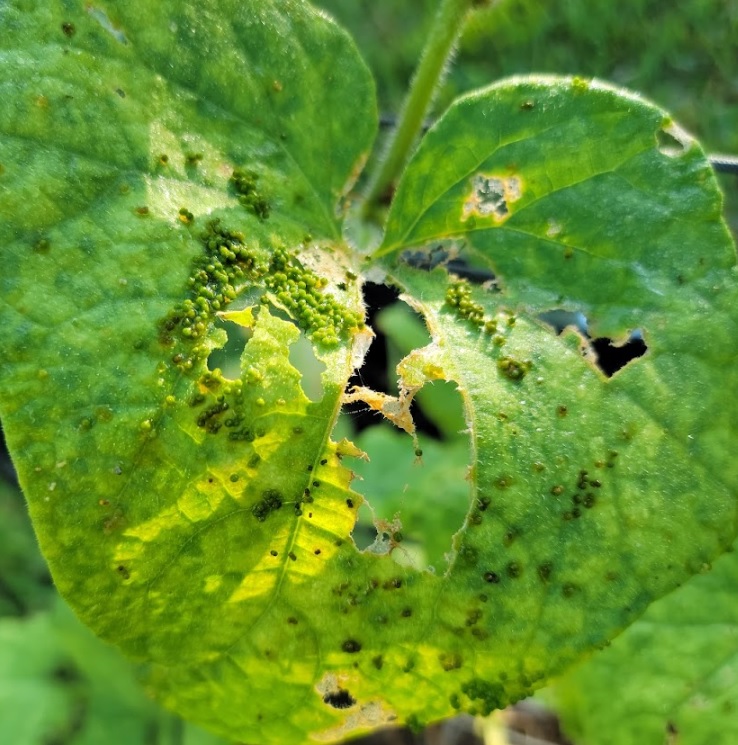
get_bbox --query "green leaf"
[0,476,230,745]
[374,73,738,716]
[2,5,738,742]
[0,1,382,742]
[545,539,738,745]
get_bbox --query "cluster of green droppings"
[461,679,508,716]
[552,461,610,520]
[252,489,283,521]
[188,370,264,452]
[158,219,267,351]
[445,280,485,326]
[185,221,264,329]
[444,280,515,347]
[159,220,361,360]
[497,356,532,382]
[264,244,364,346]
[230,168,270,220]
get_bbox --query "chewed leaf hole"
[462,173,522,224]
[350,423,470,572]
[288,334,326,402]
[345,284,441,436]
[207,318,250,380]
[538,311,647,377]
[657,123,690,158]
[344,283,400,432]
[400,244,500,288]
[591,332,647,377]
[351,502,376,551]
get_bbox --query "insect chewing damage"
[151,202,367,442]
[314,673,396,741]
[656,119,692,158]
[145,209,370,537]
[462,172,523,225]
[537,310,648,377]
[423,242,648,379]
[343,334,451,561]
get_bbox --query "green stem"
[363,0,477,217]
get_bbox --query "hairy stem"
[362,0,477,218]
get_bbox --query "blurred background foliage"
[318,0,738,230]
[2,0,737,743]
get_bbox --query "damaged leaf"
[1,5,738,745]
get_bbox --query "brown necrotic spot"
[483,571,500,584]
[323,689,356,709]
[342,639,362,654]
[462,173,522,223]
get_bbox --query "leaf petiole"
[362,0,478,218]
